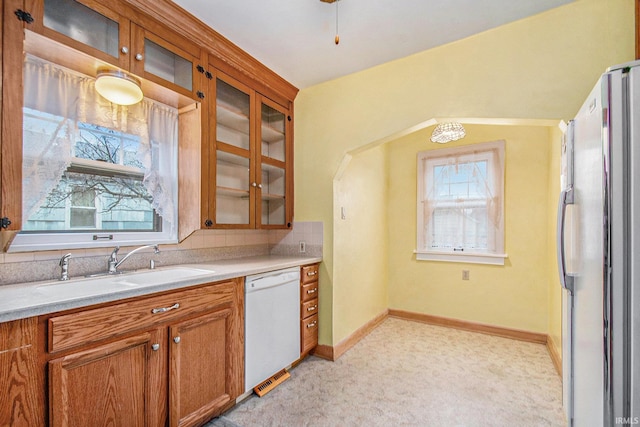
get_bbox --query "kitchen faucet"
[108,244,160,274]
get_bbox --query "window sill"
[414,250,508,266]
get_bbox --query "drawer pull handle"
[151,303,180,314]
[306,271,317,276]
[306,288,317,294]
[307,305,318,312]
[151,343,160,351]
[307,321,317,328]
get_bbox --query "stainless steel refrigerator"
[558,60,640,426]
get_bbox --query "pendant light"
[430,122,466,144]
[95,69,144,105]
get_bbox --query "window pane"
[22,110,160,233]
[70,208,95,228]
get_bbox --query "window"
[10,55,178,252]
[416,140,506,265]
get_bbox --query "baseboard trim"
[312,309,389,361]
[334,309,388,360]
[312,345,334,361]
[388,309,547,344]
[546,338,562,377]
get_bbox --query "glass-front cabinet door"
[257,97,289,227]
[213,75,255,228]
[36,0,202,100]
[210,72,292,229]
[130,24,202,99]
[38,0,130,69]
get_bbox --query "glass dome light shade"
[95,70,143,105]
[430,122,466,144]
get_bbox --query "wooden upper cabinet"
[206,68,293,229]
[26,0,204,100]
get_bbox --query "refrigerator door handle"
[557,186,575,294]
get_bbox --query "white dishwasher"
[245,267,300,393]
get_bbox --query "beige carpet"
[210,317,565,427]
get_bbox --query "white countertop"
[0,255,322,323]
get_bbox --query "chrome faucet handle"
[108,246,121,274]
[59,253,72,281]
[110,246,120,260]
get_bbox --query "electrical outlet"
[462,270,470,280]
[299,241,306,253]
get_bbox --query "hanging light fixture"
[94,69,144,105]
[320,0,341,45]
[430,122,466,144]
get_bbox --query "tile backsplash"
[0,222,322,286]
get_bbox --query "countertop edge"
[0,255,322,323]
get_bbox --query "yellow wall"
[547,126,564,357]
[294,0,634,346]
[388,125,553,332]
[333,145,389,342]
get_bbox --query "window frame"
[415,140,507,265]
[9,90,178,253]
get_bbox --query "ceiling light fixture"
[95,69,144,105]
[430,122,466,144]
[320,0,340,45]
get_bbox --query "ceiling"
[172,0,574,89]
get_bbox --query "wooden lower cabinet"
[49,330,166,427]
[0,318,44,426]
[170,308,236,427]
[42,278,243,427]
[300,263,319,357]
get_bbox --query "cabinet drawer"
[301,264,319,284]
[301,298,318,319]
[301,313,318,354]
[301,281,318,302]
[48,280,236,353]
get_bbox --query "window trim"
[416,140,507,265]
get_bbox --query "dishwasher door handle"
[246,273,300,292]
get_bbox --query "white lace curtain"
[22,55,178,232]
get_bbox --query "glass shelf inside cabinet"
[44,0,119,58]
[144,39,193,91]
[260,103,285,162]
[216,151,250,225]
[217,79,251,150]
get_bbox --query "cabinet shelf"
[216,186,250,199]
[217,105,250,135]
[261,123,285,144]
[261,193,285,201]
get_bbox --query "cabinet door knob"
[252,182,257,187]
[135,53,143,61]
[121,46,129,54]
[204,219,213,227]
[173,336,181,344]
[257,184,262,189]
[151,343,160,351]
